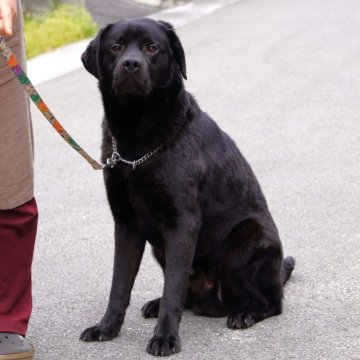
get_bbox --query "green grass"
[24,4,98,59]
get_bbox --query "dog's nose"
[122,58,141,73]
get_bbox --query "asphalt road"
[85,0,155,27]
[27,0,360,359]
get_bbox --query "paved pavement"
[84,0,193,27]
[26,0,360,359]
[85,0,155,27]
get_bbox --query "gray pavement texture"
[26,0,359,359]
[85,0,155,27]
[84,0,193,27]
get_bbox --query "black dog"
[80,18,295,356]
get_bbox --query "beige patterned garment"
[0,0,34,210]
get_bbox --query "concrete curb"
[27,0,240,85]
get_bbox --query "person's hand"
[0,0,17,36]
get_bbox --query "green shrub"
[24,4,98,59]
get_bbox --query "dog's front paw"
[141,297,161,318]
[80,322,120,342]
[227,312,256,329]
[146,334,181,356]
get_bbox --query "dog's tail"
[281,256,295,285]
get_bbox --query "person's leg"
[0,198,38,336]
[0,1,37,358]
[0,0,34,210]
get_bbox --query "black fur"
[79,18,295,356]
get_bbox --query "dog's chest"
[121,172,178,244]
[128,194,164,247]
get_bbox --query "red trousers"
[0,198,38,335]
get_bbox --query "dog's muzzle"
[112,58,152,95]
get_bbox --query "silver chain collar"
[105,137,164,170]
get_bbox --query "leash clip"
[105,150,121,168]
[106,158,115,168]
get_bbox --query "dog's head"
[82,18,186,97]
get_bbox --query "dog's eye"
[111,44,124,53]
[145,44,158,54]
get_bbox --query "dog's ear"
[81,34,100,79]
[159,21,187,80]
[81,25,111,79]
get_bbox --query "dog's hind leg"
[191,290,227,317]
[224,256,284,330]
[142,297,161,318]
[142,291,198,318]
[221,219,292,330]
[187,267,226,317]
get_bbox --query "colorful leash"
[0,36,104,170]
